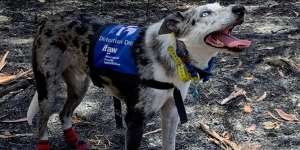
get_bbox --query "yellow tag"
[164,33,202,82]
[167,45,191,82]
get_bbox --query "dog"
[27,3,251,150]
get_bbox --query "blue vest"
[93,25,141,75]
[92,24,214,82]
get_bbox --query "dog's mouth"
[204,22,251,52]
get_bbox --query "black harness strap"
[140,79,174,89]
[173,87,188,124]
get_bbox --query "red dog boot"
[64,127,88,150]
[37,140,50,150]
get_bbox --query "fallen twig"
[0,69,32,85]
[265,111,284,122]
[256,92,267,101]
[263,121,280,129]
[293,10,299,17]
[0,79,33,98]
[240,142,261,150]
[220,86,246,105]
[0,117,27,123]
[0,115,8,120]
[90,134,112,148]
[103,135,112,147]
[143,128,162,137]
[0,51,9,71]
[265,57,300,73]
[275,109,298,122]
[279,58,300,73]
[198,121,241,150]
[0,133,33,139]
[266,111,300,124]
[209,137,228,150]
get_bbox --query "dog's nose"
[232,5,245,17]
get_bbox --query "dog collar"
[176,40,215,82]
[166,33,214,82]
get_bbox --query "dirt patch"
[0,0,299,149]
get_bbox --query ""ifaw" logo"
[102,44,118,54]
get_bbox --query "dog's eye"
[200,11,212,17]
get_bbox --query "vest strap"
[173,87,188,124]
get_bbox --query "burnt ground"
[0,0,299,149]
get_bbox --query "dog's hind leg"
[160,98,180,150]
[36,75,60,148]
[33,74,61,150]
[113,97,123,129]
[125,108,145,150]
[36,81,59,150]
[32,48,62,150]
[59,66,89,149]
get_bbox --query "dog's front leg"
[160,98,180,150]
[125,108,145,150]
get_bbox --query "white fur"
[161,98,180,150]
[142,24,192,114]
[142,3,243,149]
[40,130,49,140]
[27,91,39,125]
[179,3,240,68]
[62,116,72,130]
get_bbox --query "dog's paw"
[64,128,89,150]
[37,140,51,150]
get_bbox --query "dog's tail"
[27,91,39,125]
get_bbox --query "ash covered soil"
[0,0,299,149]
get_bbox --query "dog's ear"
[158,12,185,35]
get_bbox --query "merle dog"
[27,3,251,150]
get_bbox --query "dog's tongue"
[218,33,251,48]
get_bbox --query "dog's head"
[159,3,251,53]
